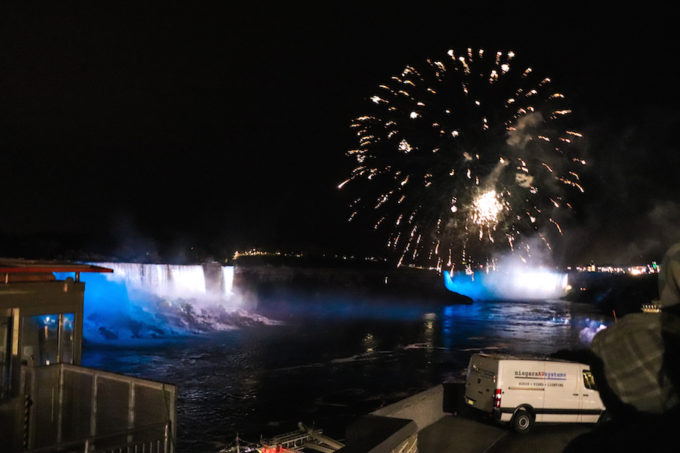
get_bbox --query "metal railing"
[25,421,171,453]
[22,364,176,453]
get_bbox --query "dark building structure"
[0,259,176,452]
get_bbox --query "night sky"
[1,3,679,265]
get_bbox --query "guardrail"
[26,422,171,453]
[22,364,176,452]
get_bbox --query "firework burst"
[340,48,586,271]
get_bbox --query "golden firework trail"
[340,48,586,269]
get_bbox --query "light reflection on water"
[82,297,609,453]
[439,299,606,354]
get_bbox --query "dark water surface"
[82,297,609,452]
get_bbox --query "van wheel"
[512,409,533,433]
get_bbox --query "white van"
[464,353,605,432]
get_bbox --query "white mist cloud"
[445,243,568,300]
[625,200,680,261]
[515,172,534,188]
[506,112,544,149]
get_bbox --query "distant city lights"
[233,249,662,278]
[566,262,659,276]
[233,249,304,260]
[232,249,387,263]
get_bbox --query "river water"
[81,296,609,453]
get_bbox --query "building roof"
[0,258,112,274]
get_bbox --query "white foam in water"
[579,322,607,344]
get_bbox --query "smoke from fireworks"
[340,48,585,271]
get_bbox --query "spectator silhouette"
[565,242,680,452]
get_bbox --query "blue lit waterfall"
[59,263,272,344]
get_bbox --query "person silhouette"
[565,242,680,452]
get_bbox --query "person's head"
[658,242,680,312]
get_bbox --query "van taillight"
[494,389,502,409]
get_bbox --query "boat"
[219,423,344,453]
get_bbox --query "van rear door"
[465,354,497,413]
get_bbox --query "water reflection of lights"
[362,333,377,353]
[440,299,610,354]
[424,312,436,327]
[422,313,436,353]
[578,319,607,343]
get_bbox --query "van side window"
[583,370,597,390]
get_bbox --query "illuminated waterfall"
[95,262,233,300]
[222,265,234,296]
[444,269,569,300]
[63,263,253,343]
